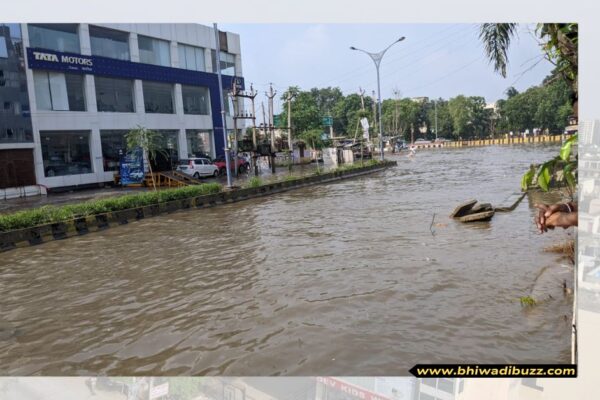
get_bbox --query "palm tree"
[479,23,518,78]
[125,126,167,191]
[479,23,578,114]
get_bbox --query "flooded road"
[0,145,574,375]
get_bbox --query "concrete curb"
[0,161,396,252]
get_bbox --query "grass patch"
[544,239,575,264]
[519,296,537,306]
[0,183,221,232]
[245,177,263,188]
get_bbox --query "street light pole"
[350,36,405,161]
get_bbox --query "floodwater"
[0,145,574,375]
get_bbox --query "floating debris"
[450,199,495,222]
[450,199,477,218]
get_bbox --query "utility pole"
[266,84,277,173]
[229,81,239,177]
[249,84,258,148]
[213,23,232,188]
[261,101,267,141]
[359,87,366,111]
[393,88,401,136]
[372,90,378,154]
[230,82,258,176]
[434,99,438,141]
[285,91,296,166]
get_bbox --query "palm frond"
[479,23,518,78]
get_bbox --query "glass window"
[40,131,92,177]
[0,37,7,58]
[418,394,435,400]
[0,24,33,144]
[95,76,134,112]
[138,35,170,66]
[100,130,128,172]
[28,24,80,53]
[211,50,236,75]
[89,25,129,60]
[151,130,179,170]
[421,379,437,388]
[178,43,205,71]
[182,85,210,115]
[33,71,85,111]
[437,379,454,394]
[143,81,173,114]
[186,129,212,157]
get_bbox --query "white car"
[177,158,219,178]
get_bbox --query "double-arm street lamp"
[350,37,405,161]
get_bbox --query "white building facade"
[1,23,243,190]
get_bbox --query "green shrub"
[246,177,262,188]
[0,183,222,232]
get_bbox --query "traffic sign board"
[273,114,284,128]
[322,116,333,126]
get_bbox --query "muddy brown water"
[0,145,574,375]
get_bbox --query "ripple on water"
[0,145,572,375]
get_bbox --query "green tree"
[479,23,577,114]
[332,93,372,137]
[396,99,424,142]
[280,87,321,138]
[505,86,519,99]
[447,96,491,139]
[422,99,452,139]
[125,126,167,191]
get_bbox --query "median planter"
[143,204,160,217]
[51,222,68,239]
[0,236,15,251]
[114,209,136,225]
[0,161,396,252]
[95,214,109,230]
[165,200,181,213]
[75,218,89,234]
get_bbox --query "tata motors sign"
[30,49,93,72]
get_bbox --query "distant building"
[415,378,459,400]
[411,96,429,103]
[198,377,416,400]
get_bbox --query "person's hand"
[534,203,577,233]
[545,211,578,230]
[534,203,565,233]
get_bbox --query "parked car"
[434,137,451,143]
[176,158,219,178]
[212,156,250,175]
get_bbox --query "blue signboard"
[120,147,145,186]
[26,47,244,158]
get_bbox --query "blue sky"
[221,23,554,113]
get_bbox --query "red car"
[212,156,250,175]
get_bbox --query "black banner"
[409,364,577,378]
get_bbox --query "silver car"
[176,158,219,178]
